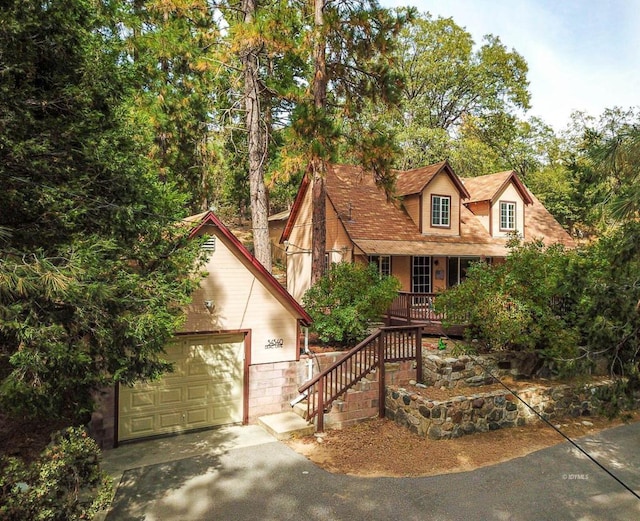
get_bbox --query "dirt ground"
[286,413,640,478]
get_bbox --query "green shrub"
[303,262,401,346]
[435,238,580,371]
[0,427,112,521]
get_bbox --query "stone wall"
[422,352,495,389]
[385,380,624,440]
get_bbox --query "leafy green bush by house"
[435,237,580,371]
[303,262,401,346]
[0,427,111,521]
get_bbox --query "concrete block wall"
[322,359,416,430]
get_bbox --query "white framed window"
[500,201,516,231]
[368,255,391,277]
[412,256,431,293]
[431,195,451,227]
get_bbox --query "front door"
[412,256,431,304]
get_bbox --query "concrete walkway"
[100,422,640,521]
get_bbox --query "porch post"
[415,326,423,383]
[378,332,386,419]
[317,377,325,432]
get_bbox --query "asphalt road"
[105,422,640,521]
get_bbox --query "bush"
[303,262,401,346]
[435,238,580,371]
[0,427,112,521]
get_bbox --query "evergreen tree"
[0,0,203,420]
[123,0,222,212]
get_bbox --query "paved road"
[104,422,640,521]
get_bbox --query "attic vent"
[202,237,216,251]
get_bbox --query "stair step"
[258,412,314,440]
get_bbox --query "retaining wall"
[385,380,628,440]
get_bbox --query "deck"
[384,292,467,336]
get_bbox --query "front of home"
[282,161,575,303]
[92,211,312,447]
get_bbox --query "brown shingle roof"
[326,164,507,256]
[462,171,533,205]
[395,160,470,199]
[523,188,575,247]
[284,162,574,257]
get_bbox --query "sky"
[379,0,640,130]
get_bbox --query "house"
[282,161,574,303]
[92,210,312,447]
[267,208,290,266]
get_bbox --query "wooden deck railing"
[385,292,470,326]
[297,325,422,432]
[386,292,443,323]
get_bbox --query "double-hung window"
[431,195,451,227]
[500,201,516,231]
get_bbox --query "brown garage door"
[118,333,245,442]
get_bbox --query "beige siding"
[402,194,420,228]
[491,184,525,238]
[392,256,411,292]
[268,220,287,264]
[326,198,352,264]
[432,256,447,292]
[421,172,461,236]
[286,185,313,302]
[185,233,300,365]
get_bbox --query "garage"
[118,333,245,442]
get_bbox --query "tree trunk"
[311,0,327,284]
[242,0,272,272]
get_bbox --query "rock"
[581,420,594,427]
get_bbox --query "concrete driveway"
[101,422,640,521]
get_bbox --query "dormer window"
[500,201,516,231]
[431,195,451,228]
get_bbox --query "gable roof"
[283,162,574,258]
[185,210,312,325]
[462,170,534,205]
[324,164,503,256]
[395,160,471,199]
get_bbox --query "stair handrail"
[297,325,422,432]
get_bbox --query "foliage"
[123,0,223,212]
[303,262,400,346]
[0,427,112,521]
[0,0,204,420]
[379,10,531,174]
[564,222,640,375]
[435,238,579,370]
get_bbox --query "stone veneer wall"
[422,351,507,389]
[385,380,624,440]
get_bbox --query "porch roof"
[352,239,508,257]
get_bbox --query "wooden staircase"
[294,326,423,432]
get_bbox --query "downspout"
[290,325,314,407]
